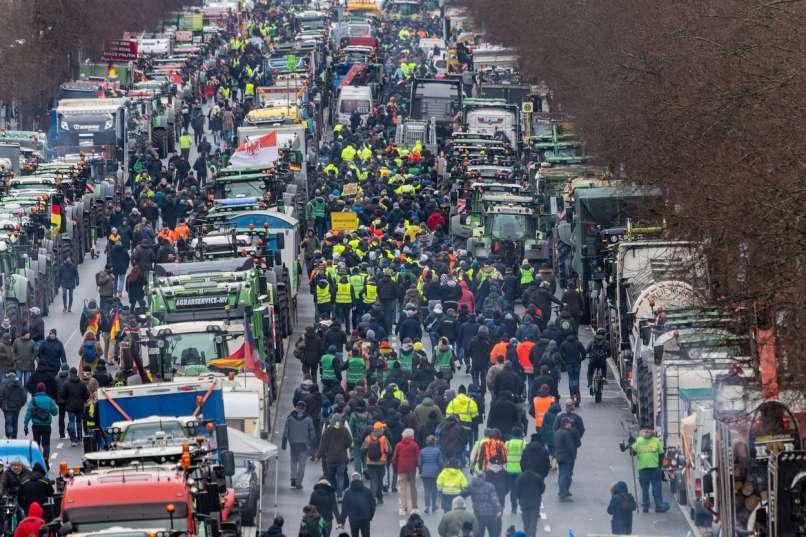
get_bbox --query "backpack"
[31,398,49,421]
[366,435,384,462]
[559,318,574,333]
[82,340,98,362]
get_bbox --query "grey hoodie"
[461,476,501,517]
[282,409,316,450]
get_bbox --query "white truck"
[462,98,520,151]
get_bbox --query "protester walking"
[282,401,316,489]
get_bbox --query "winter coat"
[309,482,340,523]
[110,243,130,275]
[301,331,323,366]
[521,435,550,477]
[339,480,376,523]
[59,375,89,414]
[12,338,36,372]
[0,336,14,374]
[437,506,477,537]
[469,335,492,370]
[58,263,79,289]
[608,481,636,534]
[392,437,421,474]
[418,446,443,478]
[400,515,431,537]
[515,470,545,510]
[413,397,442,429]
[132,244,155,271]
[282,410,316,449]
[54,370,69,404]
[25,372,57,401]
[559,336,586,369]
[13,502,44,537]
[492,367,522,399]
[554,427,581,464]
[37,338,66,375]
[96,269,115,297]
[461,476,501,517]
[397,315,423,342]
[23,392,57,427]
[486,398,521,437]
[317,425,352,464]
[29,316,44,343]
[0,377,28,412]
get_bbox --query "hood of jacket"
[313,482,335,496]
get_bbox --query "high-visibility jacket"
[473,438,507,472]
[245,82,255,97]
[335,282,353,304]
[320,354,337,381]
[436,468,467,495]
[85,402,97,428]
[349,274,365,297]
[341,145,356,161]
[505,438,525,474]
[516,341,535,374]
[172,224,190,243]
[532,395,555,428]
[380,387,405,402]
[362,284,377,305]
[315,282,332,304]
[398,351,414,372]
[434,348,453,376]
[632,435,664,470]
[346,356,365,385]
[446,393,478,424]
[363,433,389,465]
[489,341,509,364]
[520,267,535,285]
[179,134,192,150]
[358,146,372,160]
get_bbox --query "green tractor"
[465,201,547,265]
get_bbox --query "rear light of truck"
[695,478,702,498]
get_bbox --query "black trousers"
[32,424,51,461]
[349,519,370,537]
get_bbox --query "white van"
[336,85,373,126]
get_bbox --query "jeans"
[558,460,574,497]
[115,273,126,293]
[32,424,51,461]
[567,365,581,400]
[68,411,83,442]
[398,471,417,511]
[327,463,347,497]
[441,494,457,513]
[289,444,308,484]
[522,508,539,537]
[381,302,396,333]
[335,304,352,332]
[638,467,666,509]
[422,477,438,511]
[349,519,370,537]
[472,366,488,395]
[476,514,501,537]
[3,410,18,438]
[367,465,385,500]
[62,288,74,310]
[15,370,31,387]
[508,474,519,511]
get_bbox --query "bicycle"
[1,495,19,537]
[592,367,606,403]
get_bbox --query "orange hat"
[373,421,385,431]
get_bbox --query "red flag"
[243,319,269,384]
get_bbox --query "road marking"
[50,452,57,459]
[544,524,551,532]
[56,442,63,449]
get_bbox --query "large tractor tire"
[4,301,21,339]
[153,128,168,159]
[636,358,654,427]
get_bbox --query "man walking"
[318,414,353,500]
[23,383,58,460]
[361,422,391,504]
[339,473,376,537]
[559,334,586,405]
[461,475,502,537]
[58,256,79,313]
[554,418,580,501]
[631,428,670,513]
[0,372,27,438]
[515,469,545,537]
[59,368,89,447]
[282,401,316,489]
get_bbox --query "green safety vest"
[632,436,663,470]
[321,354,337,381]
[346,357,365,385]
[315,282,331,304]
[362,284,377,305]
[179,134,192,150]
[505,438,525,474]
[434,349,453,376]
[349,274,365,297]
[520,267,535,285]
[398,351,414,373]
[335,282,352,304]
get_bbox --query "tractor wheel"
[4,301,21,338]
[636,358,654,426]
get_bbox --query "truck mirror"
[274,252,282,266]
[654,345,664,365]
[220,450,236,477]
[702,473,714,494]
[275,233,285,249]
[639,324,651,346]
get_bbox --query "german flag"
[109,311,121,342]
[50,200,62,238]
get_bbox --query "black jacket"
[515,470,545,510]
[486,397,521,437]
[26,371,58,400]
[58,263,79,289]
[376,276,397,301]
[559,336,586,368]
[309,482,340,523]
[59,375,89,414]
[492,367,523,399]
[37,339,66,375]
[554,427,580,463]
[469,335,492,369]
[110,244,130,275]
[0,377,28,412]
[521,435,550,477]
[396,316,422,341]
[18,468,53,512]
[339,480,376,523]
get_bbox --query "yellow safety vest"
[315,283,331,304]
[362,284,377,305]
[245,83,255,96]
[335,282,353,304]
[179,135,192,150]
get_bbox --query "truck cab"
[336,86,373,126]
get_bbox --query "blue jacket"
[24,392,58,427]
[418,446,443,478]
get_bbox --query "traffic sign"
[522,101,534,113]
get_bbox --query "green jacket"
[632,435,663,470]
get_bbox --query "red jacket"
[392,437,421,473]
[426,211,446,232]
[14,502,44,537]
[457,281,475,315]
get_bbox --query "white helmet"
[30,307,41,316]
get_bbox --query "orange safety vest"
[489,341,509,364]
[172,224,190,243]
[477,438,507,468]
[533,395,555,428]
[158,229,174,244]
[517,341,535,374]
